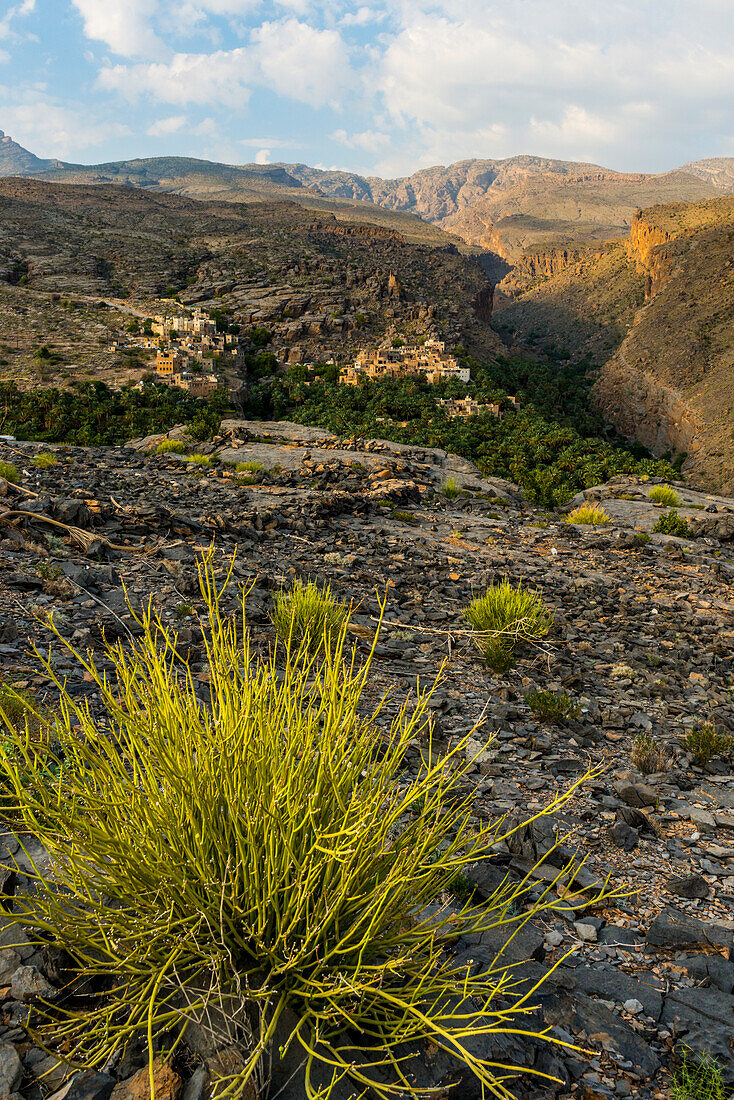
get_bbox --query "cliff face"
[307,221,405,243]
[626,211,675,298]
[594,195,734,492]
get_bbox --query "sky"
[0,0,733,178]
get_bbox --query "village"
[339,338,511,418]
[111,308,238,398]
[112,312,509,419]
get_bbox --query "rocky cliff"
[594,196,734,491]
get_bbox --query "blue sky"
[0,0,732,177]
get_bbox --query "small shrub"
[0,554,615,1100]
[450,870,475,903]
[653,509,691,537]
[527,689,580,723]
[463,580,553,672]
[0,461,19,483]
[236,460,264,473]
[681,723,734,764]
[32,452,58,468]
[634,531,652,546]
[649,484,682,507]
[672,1048,727,1100]
[442,477,461,498]
[0,684,53,820]
[0,682,39,733]
[174,602,195,619]
[631,733,671,775]
[272,578,350,653]
[391,509,417,524]
[185,453,212,466]
[155,439,186,455]
[565,504,612,525]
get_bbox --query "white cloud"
[339,6,385,26]
[254,147,270,163]
[71,0,161,57]
[1,91,131,157]
[250,19,351,107]
[365,2,734,173]
[331,127,390,153]
[239,135,299,148]
[99,49,254,107]
[146,114,187,136]
[98,19,351,111]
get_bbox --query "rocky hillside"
[1,423,734,1099]
[594,196,734,493]
[0,178,501,387]
[0,142,464,251]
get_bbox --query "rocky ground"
[0,422,733,1100]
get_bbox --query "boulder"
[646,908,734,952]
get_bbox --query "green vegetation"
[442,476,461,498]
[391,509,418,524]
[272,578,350,654]
[672,1049,728,1100]
[653,509,692,537]
[236,460,264,473]
[33,344,64,365]
[565,503,612,525]
[185,453,213,466]
[681,723,734,764]
[527,690,580,723]
[246,358,676,506]
[31,451,58,468]
[649,484,682,507]
[0,683,53,821]
[155,439,187,455]
[0,381,229,447]
[464,580,553,672]
[0,682,39,734]
[0,461,19,483]
[0,555,613,1100]
[631,733,671,775]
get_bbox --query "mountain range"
[2,129,733,260]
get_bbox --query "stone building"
[437,396,503,419]
[156,349,189,376]
[341,339,470,386]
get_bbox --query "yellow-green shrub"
[32,452,58,468]
[565,504,611,525]
[272,578,349,653]
[155,439,187,455]
[0,556,614,1100]
[649,484,681,507]
[464,579,553,671]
